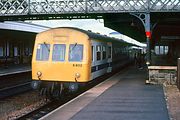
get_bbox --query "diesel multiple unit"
[31,27,133,98]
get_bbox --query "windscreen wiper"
[69,43,77,53]
[43,42,50,52]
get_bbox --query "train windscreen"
[69,44,83,62]
[36,43,50,61]
[52,44,66,61]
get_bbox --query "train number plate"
[73,64,82,67]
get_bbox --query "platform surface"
[41,66,170,120]
[0,64,31,76]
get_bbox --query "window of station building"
[69,44,83,62]
[155,45,169,55]
[0,46,3,57]
[52,44,66,61]
[6,42,10,56]
[24,47,30,56]
[102,46,106,60]
[164,46,168,54]
[96,45,101,61]
[36,43,50,61]
[14,47,18,56]
[108,46,112,58]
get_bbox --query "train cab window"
[155,45,169,55]
[36,43,50,61]
[102,46,106,59]
[108,46,112,58]
[96,45,101,61]
[69,44,83,62]
[52,44,66,61]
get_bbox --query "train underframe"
[31,80,85,99]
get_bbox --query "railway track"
[0,71,32,99]
[17,94,77,119]
[0,82,32,99]
[0,71,31,89]
[17,72,114,120]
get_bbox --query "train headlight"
[37,71,42,78]
[75,73,81,79]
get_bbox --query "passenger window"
[96,45,101,61]
[52,44,66,61]
[69,44,83,62]
[92,46,94,61]
[36,43,50,61]
[108,46,112,58]
[102,46,106,59]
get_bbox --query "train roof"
[50,27,132,45]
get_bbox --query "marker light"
[75,73,81,79]
[37,71,42,78]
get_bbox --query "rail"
[148,66,177,85]
[0,82,32,99]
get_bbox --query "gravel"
[164,85,180,120]
[0,91,49,120]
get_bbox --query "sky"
[27,19,146,47]
[28,19,113,35]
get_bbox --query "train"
[31,27,134,99]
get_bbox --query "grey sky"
[29,19,115,35]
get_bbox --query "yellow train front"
[31,27,132,99]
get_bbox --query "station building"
[0,21,49,67]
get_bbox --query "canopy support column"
[130,13,151,65]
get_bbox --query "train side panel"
[90,40,112,80]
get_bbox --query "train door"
[107,42,112,73]
[91,40,96,80]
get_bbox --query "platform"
[41,66,170,120]
[0,64,31,76]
